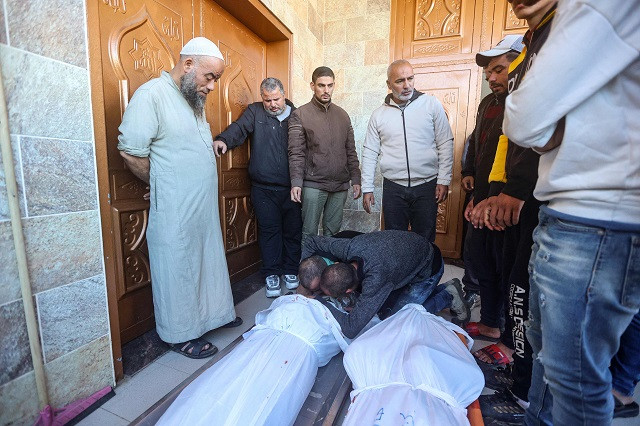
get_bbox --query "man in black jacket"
[214,77,301,298]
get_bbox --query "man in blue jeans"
[301,230,470,339]
[502,0,640,423]
[611,312,640,419]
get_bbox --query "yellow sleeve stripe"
[488,134,509,183]
[509,48,527,73]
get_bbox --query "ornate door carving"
[414,68,473,257]
[201,0,265,280]
[93,0,266,348]
[95,0,193,346]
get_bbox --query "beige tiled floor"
[80,266,639,425]
[79,290,273,425]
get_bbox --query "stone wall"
[262,0,326,107]
[0,0,113,424]
[324,0,391,232]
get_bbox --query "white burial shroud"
[342,304,485,426]
[156,295,348,426]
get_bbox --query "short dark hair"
[312,66,335,83]
[320,263,357,298]
[299,255,327,292]
[505,51,520,63]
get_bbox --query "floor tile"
[99,363,188,421]
[77,407,129,426]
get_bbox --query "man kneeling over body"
[301,230,470,339]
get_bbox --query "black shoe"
[483,417,524,426]
[480,390,526,422]
[477,359,514,391]
[614,395,640,418]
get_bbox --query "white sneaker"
[265,275,281,298]
[282,274,299,290]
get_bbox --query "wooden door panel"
[492,0,528,47]
[97,0,194,344]
[202,0,265,280]
[414,68,472,257]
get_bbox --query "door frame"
[86,0,292,381]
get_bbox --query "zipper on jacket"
[401,109,411,187]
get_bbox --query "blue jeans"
[611,310,640,396]
[389,262,450,315]
[525,209,640,425]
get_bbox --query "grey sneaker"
[265,275,281,298]
[443,278,471,324]
[282,274,299,290]
[464,291,481,310]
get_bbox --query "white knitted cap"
[180,37,224,60]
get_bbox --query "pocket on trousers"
[621,236,640,308]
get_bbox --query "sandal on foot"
[614,395,640,418]
[465,322,500,342]
[220,316,243,329]
[479,390,526,422]
[474,343,512,367]
[476,360,514,391]
[171,338,218,359]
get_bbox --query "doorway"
[87,0,291,381]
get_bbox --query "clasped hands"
[466,193,524,231]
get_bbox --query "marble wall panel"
[0,135,26,221]
[346,12,391,43]
[290,0,309,22]
[20,137,97,216]
[5,0,86,68]
[332,92,363,117]
[343,64,388,92]
[0,299,33,386]
[325,0,367,21]
[367,0,391,13]
[22,211,103,294]
[0,370,39,426]
[324,42,365,69]
[45,334,113,409]
[308,4,323,42]
[363,89,386,117]
[0,45,92,141]
[0,3,7,45]
[0,221,20,306]
[323,20,345,45]
[37,275,109,362]
[365,38,390,65]
[341,209,381,233]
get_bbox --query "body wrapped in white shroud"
[157,295,348,426]
[343,304,484,426]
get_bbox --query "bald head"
[386,60,415,105]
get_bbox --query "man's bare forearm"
[120,151,150,184]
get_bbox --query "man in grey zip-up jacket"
[361,60,454,242]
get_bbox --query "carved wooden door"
[96,0,195,344]
[95,0,264,345]
[201,0,264,281]
[414,68,473,258]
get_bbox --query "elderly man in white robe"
[118,37,241,359]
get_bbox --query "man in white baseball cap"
[118,37,243,360]
[476,34,525,67]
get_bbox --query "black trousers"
[502,198,541,402]
[466,224,504,328]
[251,185,302,278]
[382,178,438,242]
